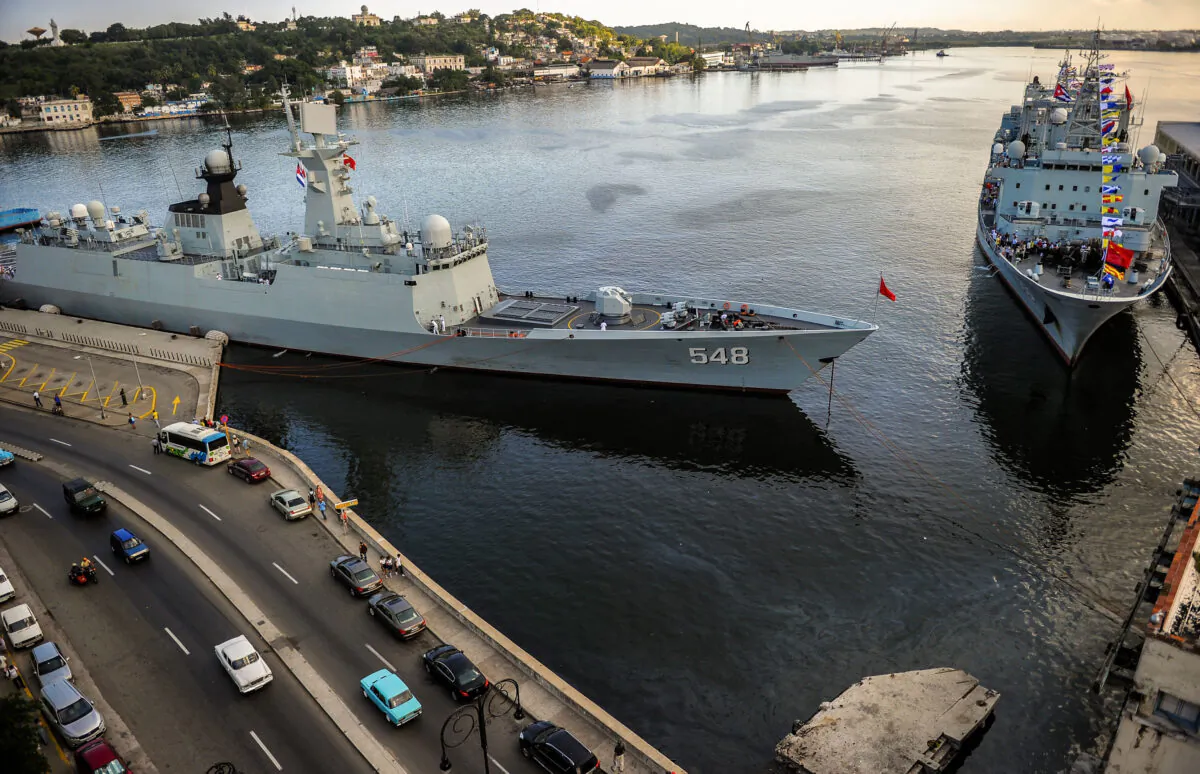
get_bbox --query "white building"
[533,63,581,81]
[41,97,93,124]
[410,54,465,73]
[625,56,667,77]
[588,60,629,79]
[352,5,381,26]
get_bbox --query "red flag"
[878,276,896,302]
[342,153,356,170]
[1105,242,1134,270]
[1125,85,1133,111]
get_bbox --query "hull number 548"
[689,347,749,365]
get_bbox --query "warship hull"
[1,245,870,394]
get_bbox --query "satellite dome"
[1007,140,1026,158]
[1138,144,1160,165]
[236,184,247,196]
[422,214,453,249]
[204,149,232,174]
[85,200,106,221]
[198,193,211,207]
[366,195,377,208]
[70,203,88,220]
[992,142,1004,155]
[1049,107,1068,125]
[1158,152,1168,164]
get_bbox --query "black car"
[518,721,600,773]
[367,592,427,639]
[329,555,383,597]
[63,479,106,514]
[422,644,489,702]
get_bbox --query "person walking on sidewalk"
[128,413,137,428]
[394,554,405,578]
[120,387,127,407]
[308,488,316,510]
[318,499,327,521]
[152,437,161,455]
[613,740,626,773]
[152,410,160,429]
[358,541,368,563]
[33,390,42,408]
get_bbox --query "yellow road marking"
[138,385,158,419]
[36,367,56,392]
[172,395,181,415]
[0,351,17,382]
[57,372,76,396]
[17,362,38,387]
[103,381,119,408]
[61,376,95,400]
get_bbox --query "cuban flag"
[295,164,307,188]
[1102,216,1123,227]
[1053,83,1072,102]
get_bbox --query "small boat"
[99,129,159,141]
[0,208,40,233]
[936,50,948,57]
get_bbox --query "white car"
[269,489,312,521]
[0,564,14,603]
[215,635,273,693]
[2,603,44,649]
[0,483,17,515]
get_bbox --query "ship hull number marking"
[689,347,749,365]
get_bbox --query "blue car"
[0,447,14,466]
[109,528,150,564]
[360,669,422,727]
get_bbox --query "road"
[0,406,542,774]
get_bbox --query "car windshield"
[38,655,66,674]
[286,497,305,507]
[0,491,11,502]
[72,487,98,502]
[230,652,260,669]
[455,667,482,686]
[9,616,33,631]
[395,607,421,625]
[59,697,93,725]
[352,568,377,583]
[0,572,7,582]
[120,537,141,550]
[387,690,414,709]
[246,460,266,471]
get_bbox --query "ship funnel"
[86,200,106,224]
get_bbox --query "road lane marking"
[129,464,152,475]
[49,438,72,447]
[1,350,19,382]
[102,381,119,408]
[272,562,299,585]
[199,504,222,521]
[489,756,513,774]
[36,367,56,392]
[92,556,115,576]
[137,386,158,419]
[364,643,396,672]
[18,362,38,387]
[164,628,191,655]
[250,731,283,771]
[33,503,52,519]
[57,373,76,397]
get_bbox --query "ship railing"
[454,327,530,339]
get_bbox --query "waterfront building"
[533,63,580,81]
[587,59,629,79]
[410,54,466,73]
[41,97,92,125]
[352,5,381,27]
[1155,122,1200,231]
[700,51,727,68]
[113,91,142,112]
[625,56,667,77]
[326,62,364,86]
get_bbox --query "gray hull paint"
[2,246,868,393]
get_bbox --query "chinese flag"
[1125,85,1133,111]
[342,153,357,170]
[879,276,896,302]
[1105,242,1134,269]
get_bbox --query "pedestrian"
[394,554,405,578]
[600,321,607,331]
[438,314,446,333]
[33,389,42,408]
[152,409,160,429]
[242,438,250,456]
[318,499,327,520]
[381,556,393,578]
[54,395,63,413]
[119,387,127,406]
[339,508,348,534]
[359,541,368,563]
[308,488,316,510]
[128,413,136,428]
[613,740,626,773]
[152,437,160,455]
[316,485,324,504]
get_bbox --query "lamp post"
[86,356,105,419]
[438,678,524,773]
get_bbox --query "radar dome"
[992,142,1004,155]
[1138,144,1160,165]
[1159,152,1168,164]
[70,203,88,220]
[198,193,211,206]
[1049,107,1068,125]
[86,200,106,221]
[236,184,247,196]
[422,214,453,250]
[366,195,377,208]
[1007,140,1026,159]
[204,149,232,174]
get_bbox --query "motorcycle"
[68,564,98,586]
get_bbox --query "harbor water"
[4,47,1200,772]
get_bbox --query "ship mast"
[1063,32,1103,150]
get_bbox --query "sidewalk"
[1,648,74,774]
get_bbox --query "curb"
[0,440,43,461]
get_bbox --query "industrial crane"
[880,22,897,56]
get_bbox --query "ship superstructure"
[977,36,1178,363]
[2,90,876,395]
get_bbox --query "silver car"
[41,680,105,748]
[269,489,312,521]
[32,642,73,688]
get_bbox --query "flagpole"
[873,272,881,323]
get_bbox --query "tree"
[690,54,706,72]
[428,68,468,92]
[60,29,88,45]
[106,23,129,42]
[92,92,121,117]
[0,695,49,774]
[329,89,345,105]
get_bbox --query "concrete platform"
[774,667,999,774]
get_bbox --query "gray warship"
[1,91,875,394]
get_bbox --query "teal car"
[0,446,14,466]
[360,669,422,727]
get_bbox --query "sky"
[4,0,1200,43]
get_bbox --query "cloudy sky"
[5,0,1199,42]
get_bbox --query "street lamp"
[438,678,524,773]
[86,356,105,419]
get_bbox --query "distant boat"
[936,50,948,57]
[99,129,159,141]
[0,208,40,233]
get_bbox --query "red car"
[75,738,130,773]
[228,457,271,482]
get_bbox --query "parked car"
[0,483,17,515]
[0,563,14,603]
[31,641,73,688]
[110,528,150,563]
[41,679,105,748]
[518,721,601,773]
[360,668,423,727]
[269,489,311,520]
[228,457,271,483]
[0,446,14,466]
[75,738,131,774]
[367,592,427,639]
[2,602,44,648]
[63,478,106,514]
[329,554,383,597]
[422,644,489,702]
[214,635,273,694]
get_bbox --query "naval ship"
[977,37,1177,364]
[1,91,876,394]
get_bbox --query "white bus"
[157,422,231,466]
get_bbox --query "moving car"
[0,482,17,515]
[422,644,489,702]
[215,635,274,693]
[367,592,427,639]
[63,478,106,514]
[0,445,14,466]
[2,602,44,648]
[518,721,601,773]
[269,489,311,520]
[228,457,271,483]
[360,668,423,727]
[75,738,131,774]
[329,554,383,597]
[41,679,106,748]
[31,641,73,688]
[0,563,14,603]
[110,528,151,563]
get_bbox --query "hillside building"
[41,97,92,124]
[352,5,381,26]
